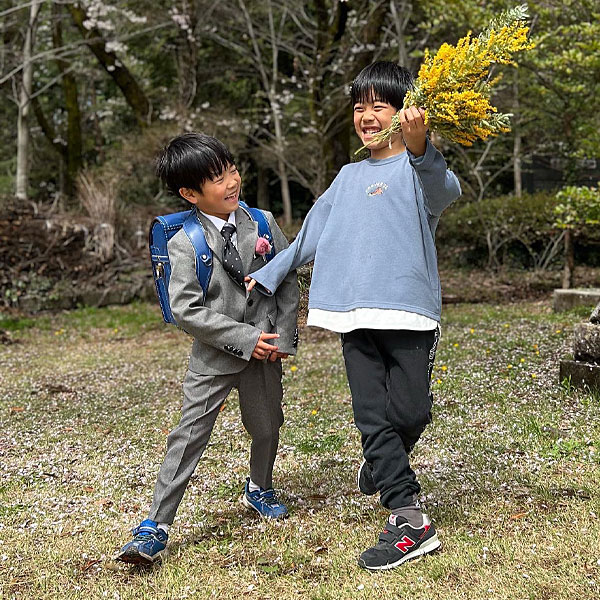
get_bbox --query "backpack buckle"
[156,262,165,279]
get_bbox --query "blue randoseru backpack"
[149,200,275,325]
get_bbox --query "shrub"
[553,184,600,287]
[437,191,574,270]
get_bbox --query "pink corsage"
[255,236,272,256]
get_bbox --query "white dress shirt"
[200,211,237,247]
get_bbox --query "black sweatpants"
[342,328,440,509]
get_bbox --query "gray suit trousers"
[148,359,284,524]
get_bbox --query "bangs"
[201,152,233,181]
[156,133,235,198]
[350,61,414,110]
[178,134,234,185]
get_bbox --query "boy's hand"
[269,351,289,362]
[245,276,256,292]
[252,332,279,360]
[399,106,427,157]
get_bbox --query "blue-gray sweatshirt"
[251,139,461,322]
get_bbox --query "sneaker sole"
[357,459,377,496]
[358,535,441,571]
[115,548,166,566]
[239,494,289,519]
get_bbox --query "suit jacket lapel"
[235,206,258,275]
[196,207,257,276]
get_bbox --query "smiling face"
[353,94,403,159]
[179,163,242,220]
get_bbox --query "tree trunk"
[276,152,292,225]
[390,0,411,67]
[237,0,291,224]
[16,0,43,200]
[256,164,270,211]
[90,85,106,163]
[176,0,198,108]
[513,130,522,197]
[562,229,575,289]
[52,2,82,199]
[312,0,388,186]
[31,96,67,161]
[67,2,151,126]
[513,74,522,197]
[269,98,292,224]
[311,0,349,185]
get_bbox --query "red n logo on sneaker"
[394,536,416,554]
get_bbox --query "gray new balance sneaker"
[358,513,440,571]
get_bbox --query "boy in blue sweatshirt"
[247,61,461,571]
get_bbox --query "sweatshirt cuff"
[254,281,274,296]
[407,137,436,171]
[250,271,276,296]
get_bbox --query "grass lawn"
[1,300,599,599]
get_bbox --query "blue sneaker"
[241,478,289,519]
[115,519,168,565]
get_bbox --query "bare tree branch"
[0,21,172,87]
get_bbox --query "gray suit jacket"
[167,205,299,375]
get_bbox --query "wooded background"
[1,0,600,309]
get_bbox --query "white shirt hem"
[306,308,439,333]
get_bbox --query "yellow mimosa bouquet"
[360,5,534,150]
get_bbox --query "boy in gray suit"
[116,133,299,565]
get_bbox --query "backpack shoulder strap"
[182,210,213,302]
[238,200,276,261]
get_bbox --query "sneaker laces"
[131,524,161,538]
[258,488,281,506]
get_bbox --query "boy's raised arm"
[407,137,461,217]
[169,233,261,360]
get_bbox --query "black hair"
[350,61,415,110]
[156,132,235,198]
